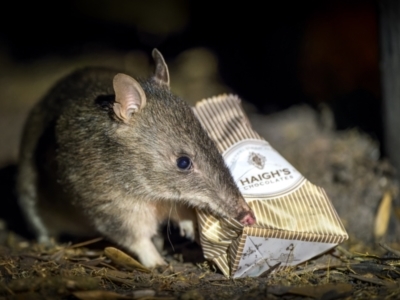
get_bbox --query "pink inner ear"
[113,73,147,123]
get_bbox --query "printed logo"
[248,152,265,169]
[223,139,304,197]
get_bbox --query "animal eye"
[176,156,192,171]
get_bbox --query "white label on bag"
[233,236,337,278]
[223,139,304,197]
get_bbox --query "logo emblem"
[248,152,266,169]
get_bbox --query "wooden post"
[380,0,400,180]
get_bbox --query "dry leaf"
[348,274,397,287]
[269,283,352,298]
[374,191,392,239]
[132,289,156,298]
[104,247,151,273]
[73,290,132,300]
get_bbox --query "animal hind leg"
[17,161,51,243]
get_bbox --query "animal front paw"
[179,220,195,241]
[128,238,167,268]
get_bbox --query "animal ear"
[152,48,170,87]
[113,73,147,124]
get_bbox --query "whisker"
[167,203,175,252]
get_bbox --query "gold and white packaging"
[193,95,348,278]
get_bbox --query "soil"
[0,226,400,299]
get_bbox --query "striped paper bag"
[193,95,348,278]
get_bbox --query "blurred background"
[2,0,400,245]
[0,0,382,167]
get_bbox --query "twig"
[293,263,346,275]
[68,237,104,249]
[335,246,355,259]
[259,262,281,278]
[379,242,400,258]
[348,274,396,288]
[0,283,15,295]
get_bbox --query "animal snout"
[236,209,256,226]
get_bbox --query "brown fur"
[17,50,255,267]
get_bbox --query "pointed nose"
[231,195,256,225]
[236,209,256,225]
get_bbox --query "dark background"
[0,0,382,150]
